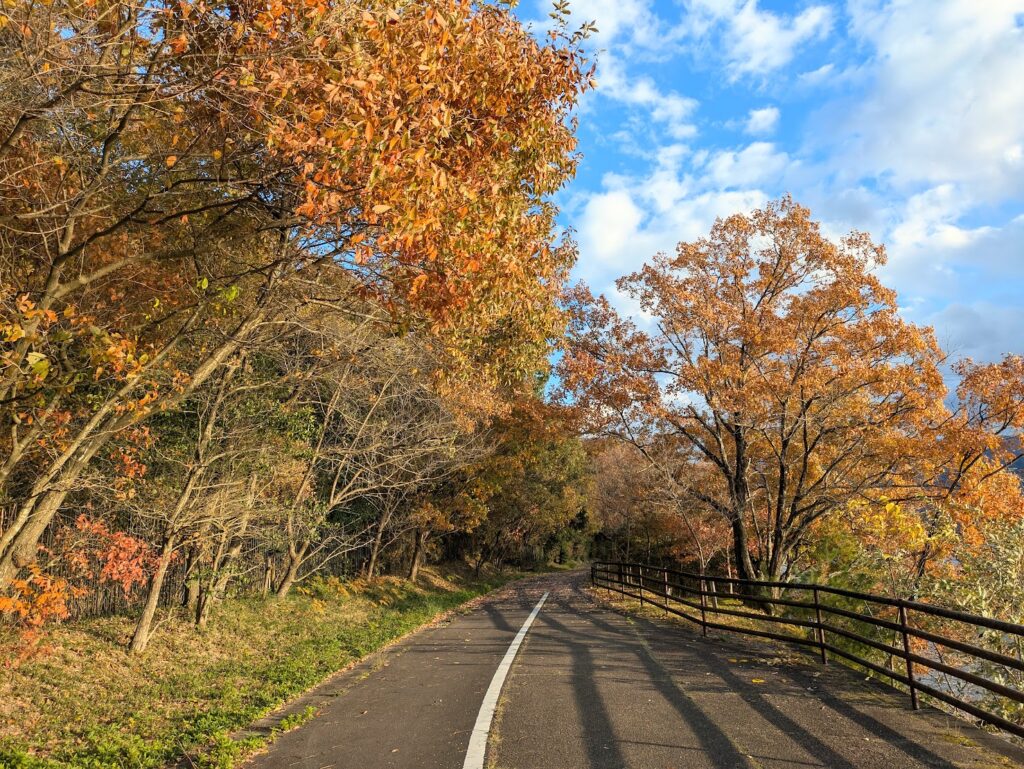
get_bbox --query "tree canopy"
[560,197,1024,586]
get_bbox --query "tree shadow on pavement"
[541,598,755,769]
[588,575,979,769]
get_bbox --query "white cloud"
[598,56,699,140]
[882,190,1024,303]
[828,0,1024,200]
[683,0,833,78]
[574,146,770,285]
[562,0,1024,364]
[744,106,780,135]
[888,185,975,254]
[704,142,790,188]
[797,63,836,86]
[578,190,646,266]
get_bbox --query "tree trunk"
[262,554,274,598]
[474,540,491,577]
[0,313,262,593]
[0,465,90,588]
[730,515,757,582]
[129,534,176,654]
[367,520,387,579]
[275,544,305,598]
[408,529,427,582]
[182,545,201,610]
[195,588,213,628]
[195,530,246,626]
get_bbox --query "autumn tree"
[247,298,498,596]
[0,0,590,594]
[125,360,251,652]
[561,197,954,585]
[467,401,591,572]
[809,356,1024,597]
[587,438,731,570]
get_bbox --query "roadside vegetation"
[0,567,515,768]
[1,0,592,654]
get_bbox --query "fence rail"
[591,560,1024,740]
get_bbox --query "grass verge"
[0,567,517,769]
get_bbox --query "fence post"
[617,562,624,599]
[663,568,670,613]
[638,564,646,607]
[698,573,708,637]
[813,587,828,665]
[899,604,919,710]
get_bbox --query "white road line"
[462,591,549,769]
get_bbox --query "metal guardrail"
[591,560,1024,739]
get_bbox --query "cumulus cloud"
[574,147,770,286]
[882,194,1024,304]
[683,0,833,78]
[744,106,780,135]
[578,190,646,267]
[558,0,1024,362]
[597,55,699,140]
[704,142,790,188]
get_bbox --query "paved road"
[243,571,1023,769]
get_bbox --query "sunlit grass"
[0,568,515,769]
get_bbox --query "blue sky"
[525,0,1024,363]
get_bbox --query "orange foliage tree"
[0,0,590,594]
[560,197,1024,586]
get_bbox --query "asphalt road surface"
[243,571,1023,769]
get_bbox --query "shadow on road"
[491,572,1019,769]
[543,601,754,769]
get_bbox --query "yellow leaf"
[372,204,392,214]
[2,323,24,342]
[751,678,766,684]
[165,155,177,168]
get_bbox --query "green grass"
[0,567,516,769]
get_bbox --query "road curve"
[243,571,1023,769]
